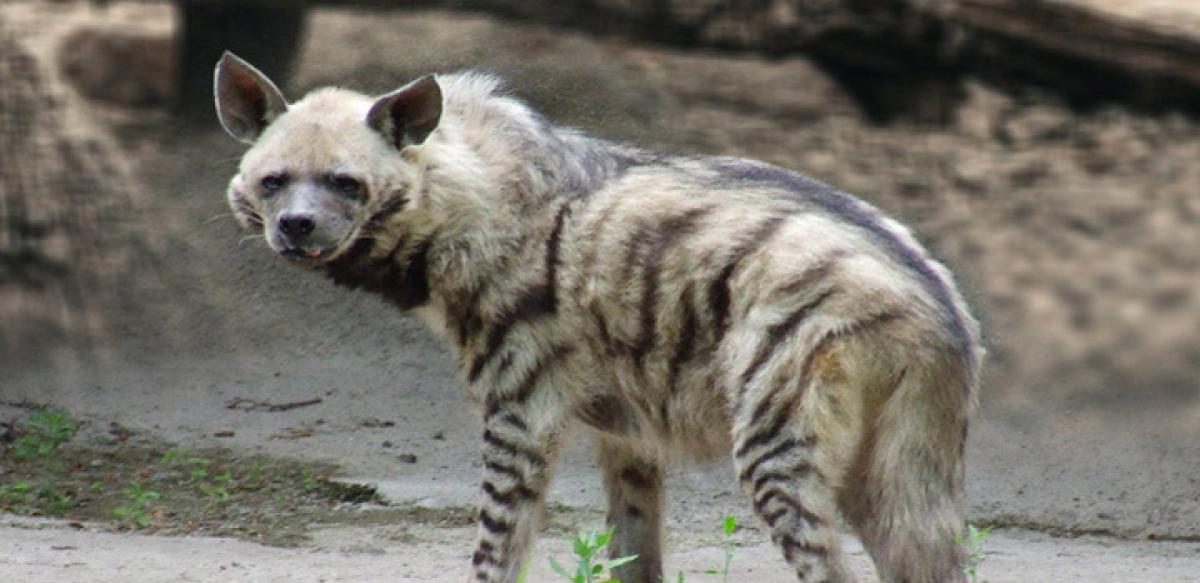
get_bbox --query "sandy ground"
[5,514,1200,582]
[3,2,1200,582]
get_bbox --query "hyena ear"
[366,75,443,150]
[214,51,289,144]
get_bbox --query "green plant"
[198,482,230,501]
[702,514,738,582]
[112,481,160,528]
[299,469,319,492]
[548,526,637,583]
[0,481,34,510]
[673,514,738,582]
[159,447,187,464]
[185,457,211,481]
[12,409,77,459]
[243,462,267,482]
[957,523,993,583]
[40,484,73,517]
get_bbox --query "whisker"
[237,234,266,247]
[202,213,233,225]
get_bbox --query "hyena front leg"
[469,394,566,582]
[595,437,664,583]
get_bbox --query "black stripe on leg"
[472,549,496,566]
[482,481,538,505]
[754,489,825,527]
[752,470,794,493]
[484,460,525,483]
[735,407,793,459]
[738,436,807,483]
[478,509,511,534]
[483,430,546,467]
[779,534,828,561]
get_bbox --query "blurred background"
[1,0,1198,544]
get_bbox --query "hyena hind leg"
[732,393,854,581]
[840,367,970,583]
[595,437,665,583]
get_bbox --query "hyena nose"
[278,214,316,238]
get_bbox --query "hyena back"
[215,52,983,583]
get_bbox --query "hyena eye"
[328,174,363,198]
[260,174,288,194]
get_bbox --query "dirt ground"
[5,513,1200,582]
[2,2,1200,582]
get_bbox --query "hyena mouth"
[280,246,335,264]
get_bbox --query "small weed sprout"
[675,514,738,582]
[703,514,738,582]
[300,469,319,492]
[12,408,77,460]
[159,447,186,464]
[185,457,211,481]
[113,481,160,528]
[38,482,74,516]
[957,523,993,583]
[0,481,34,511]
[548,525,637,583]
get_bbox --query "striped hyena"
[215,52,983,583]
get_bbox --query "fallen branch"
[224,397,323,413]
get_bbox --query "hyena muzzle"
[215,51,983,583]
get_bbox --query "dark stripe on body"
[713,160,977,377]
[708,216,788,346]
[630,207,711,366]
[666,283,699,395]
[468,203,570,383]
[746,309,903,429]
[739,289,837,389]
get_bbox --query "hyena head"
[214,51,442,267]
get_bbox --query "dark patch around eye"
[328,173,364,200]
[260,173,288,195]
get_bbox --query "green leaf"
[605,555,638,569]
[722,515,737,535]
[595,527,613,548]
[548,556,572,579]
